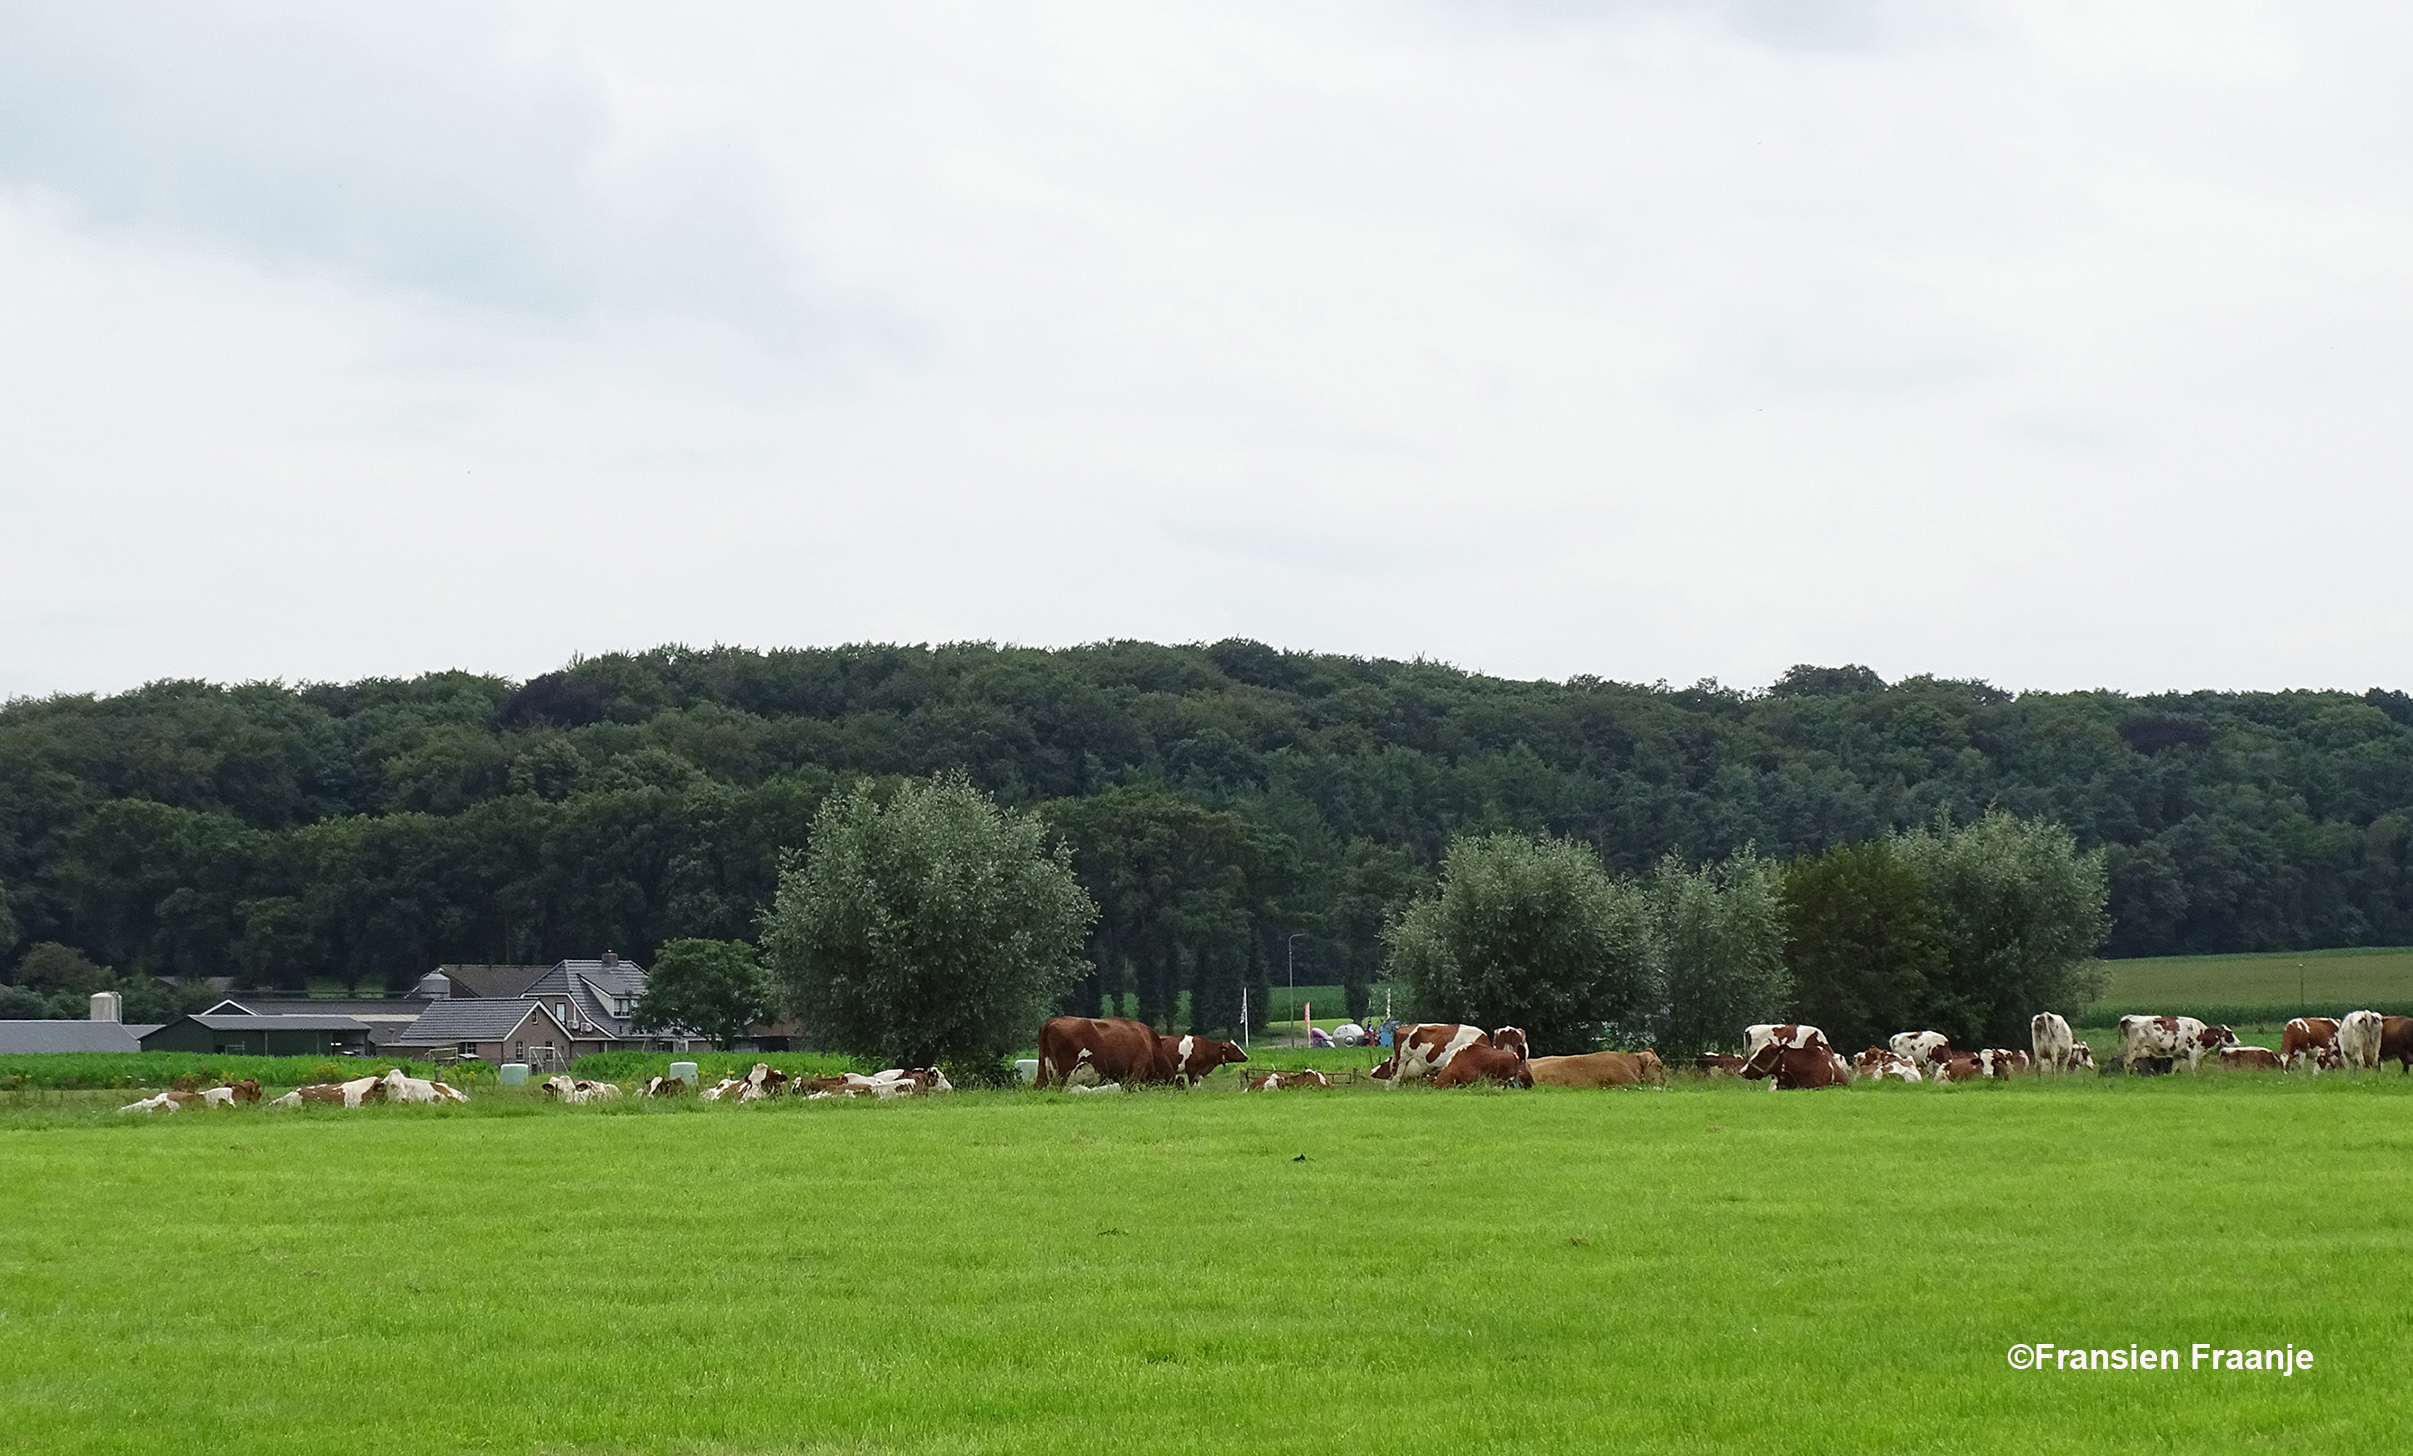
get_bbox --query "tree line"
[0,641,2405,1029]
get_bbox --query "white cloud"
[2,0,2410,697]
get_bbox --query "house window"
[458,1042,477,1056]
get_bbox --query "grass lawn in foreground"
[3,1076,2407,1455]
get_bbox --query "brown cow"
[1157,1033,1249,1087]
[1244,1069,1331,1091]
[2280,1017,2340,1072]
[1037,1017,1168,1089]
[2381,1016,2413,1074]
[1429,1044,1533,1088]
[2219,1045,2285,1071]
[1741,1042,1849,1089]
[1527,1050,1666,1088]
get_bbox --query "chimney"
[90,991,122,1023]
[601,949,618,968]
[415,971,452,1000]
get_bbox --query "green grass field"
[4,1072,2408,1454]
[2094,945,2413,1018]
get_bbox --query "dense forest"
[3,642,2410,1025]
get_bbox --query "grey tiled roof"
[388,999,569,1044]
[435,964,552,999]
[0,1021,148,1053]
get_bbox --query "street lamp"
[1286,932,1305,1046]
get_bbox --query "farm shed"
[139,1014,371,1057]
[0,1021,163,1054]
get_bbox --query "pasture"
[4,1073,2408,1454]
[2091,944,2413,1025]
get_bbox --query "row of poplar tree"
[626,773,2107,1077]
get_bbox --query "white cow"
[1888,1031,1952,1074]
[538,1075,620,1104]
[2338,1010,2384,1071]
[118,1093,181,1113]
[2030,1012,2076,1073]
[380,1069,468,1104]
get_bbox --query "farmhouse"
[381,998,593,1070]
[388,951,717,1063]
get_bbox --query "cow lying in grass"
[640,1076,687,1097]
[1244,1070,1331,1091]
[1429,1044,1532,1088]
[538,1075,622,1103]
[120,1079,264,1112]
[1526,1050,1665,1088]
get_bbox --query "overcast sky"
[3,2,2409,700]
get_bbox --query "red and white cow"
[2338,1010,2384,1072]
[639,1075,687,1097]
[1978,1049,2033,1079]
[2030,1013,2076,1073]
[1158,1034,1249,1088]
[1245,1069,1332,1091]
[1852,1047,1922,1083]
[1371,1024,1494,1088]
[2117,1015,2236,1071]
[1888,1031,1952,1074]
[2065,1042,2097,1073]
[1743,1024,1831,1060]
[1743,1042,1850,1089]
[118,1092,181,1113]
[1929,1051,1987,1084]
[2280,1018,2341,1072]
[2219,1045,2285,1071]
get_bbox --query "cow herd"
[110,1006,2413,1115]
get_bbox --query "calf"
[1695,1053,1748,1077]
[2031,1013,2076,1073]
[1852,1047,1922,1083]
[1888,1031,1952,1074]
[1245,1069,1332,1091]
[1527,1050,1667,1088]
[2219,1045,2285,1072]
[2065,1042,2097,1073]
[640,1076,687,1097]
[1430,1044,1533,1088]
[2338,1010,2384,1071]
[1742,1042,1850,1089]
[2281,1018,2341,1072]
